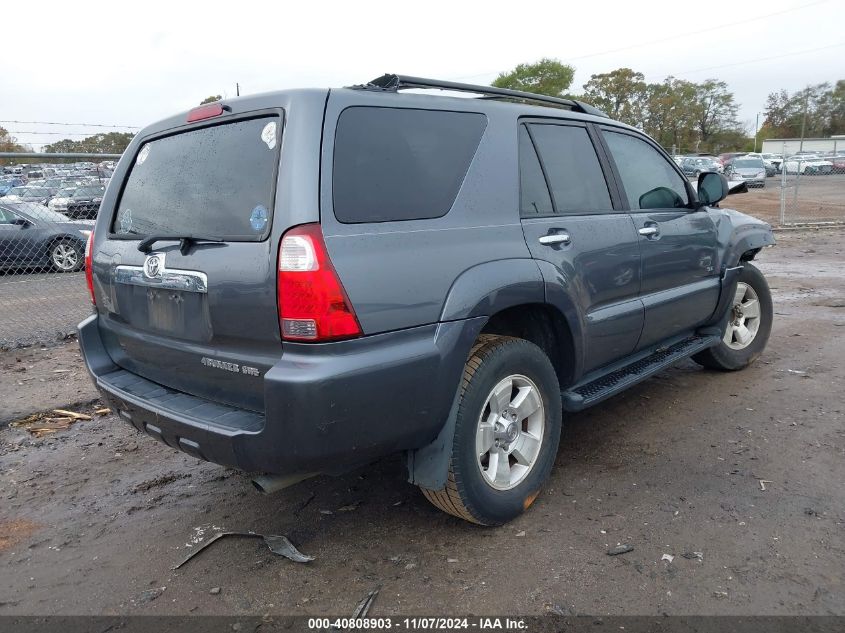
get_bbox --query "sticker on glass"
[118,208,133,234]
[260,122,277,149]
[136,145,150,165]
[250,205,268,232]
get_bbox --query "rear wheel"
[692,263,772,371]
[420,335,562,525]
[49,239,83,273]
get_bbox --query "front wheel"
[693,263,773,371]
[420,335,562,525]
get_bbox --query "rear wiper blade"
[138,234,224,256]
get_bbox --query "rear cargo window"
[332,107,486,223]
[113,115,281,240]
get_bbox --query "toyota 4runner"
[78,75,775,525]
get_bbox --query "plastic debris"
[171,531,314,570]
[352,586,381,619]
[758,480,773,491]
[607,544,634,556]
[661,554,675,563]
[682,551,704,561]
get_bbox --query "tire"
[49,239,84,273]
[692,263,773,371]
[420,335,562,526]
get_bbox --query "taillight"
[84,231,95,305]
[277,224,361,342]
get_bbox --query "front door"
[599,128,720,350]
[517,120,643,373]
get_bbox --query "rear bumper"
[78,314,484,475]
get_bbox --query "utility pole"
[236,83,240,97]
[799,87,808,152]
[753,112,760,153]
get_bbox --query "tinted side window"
[333,107,487,223]
[518,125,552,216]
[603,131,689,210]
[527,124,612,214]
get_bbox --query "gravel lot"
[0,271,90,348]
[0,228,843,617]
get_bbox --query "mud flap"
[406,383,462,490]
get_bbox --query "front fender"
[710,208,776,269]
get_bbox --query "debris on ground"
[209,587,221,595]
[171,531,314,570]
[661,554,675,563]
[10,407,96,437]
[758,480,773,491]
[52,409,92,420]
[94,408,112,416]
[682,551,704,561]
[351,586,381,618]
[606,544,634,556]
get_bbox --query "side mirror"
[697,172,729,206]
[11,217,32,227]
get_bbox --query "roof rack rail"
[349,74,608,118]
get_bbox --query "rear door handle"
[538,233,571,245]
[638,226,659,237]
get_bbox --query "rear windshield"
[113,115,281,240]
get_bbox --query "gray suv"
[78,75,775,526]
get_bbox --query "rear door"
[518,120,643,373]
[599,127,719,350]
[93,112,286,412]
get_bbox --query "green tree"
[582,68,647,124]
[691,79,741,150]
[492,58,575,97]
[0,127,26,166]
[44,132,135,155]
[200,94,222,104]
[762,81,845,139]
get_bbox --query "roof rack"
[349,74,608,118]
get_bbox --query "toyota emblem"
[143,253,164,279]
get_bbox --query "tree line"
[493,58,844,154]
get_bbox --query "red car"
[831,155,845,174]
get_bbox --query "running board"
[562,335,720,412]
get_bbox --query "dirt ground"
[1,228,843,617]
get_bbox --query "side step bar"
[562,335,720,412]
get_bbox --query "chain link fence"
[1,142,844,348]
[0,153,118,348]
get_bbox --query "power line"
[447,0,835,81]
[565,0,835,61]
[7,130,135,136]
[668,41,845,77]
[0,120,140,129]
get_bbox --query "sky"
[3,0,844,150]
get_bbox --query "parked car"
[2,186,53,204]
[681,157,722,177]
[831,154,845,174]
[718,152,746,166]
[760,153,783,173]
[78,74,775,526]
[0,177,25,196]
[47,186,79,212]
[0,202,92,272]
[724,157,766,187]
[783,155,834,175]
[64,184,106,219]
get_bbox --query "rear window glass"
[113,115,281,240]
[332,107,487,223]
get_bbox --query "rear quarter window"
[332,107,487,223]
